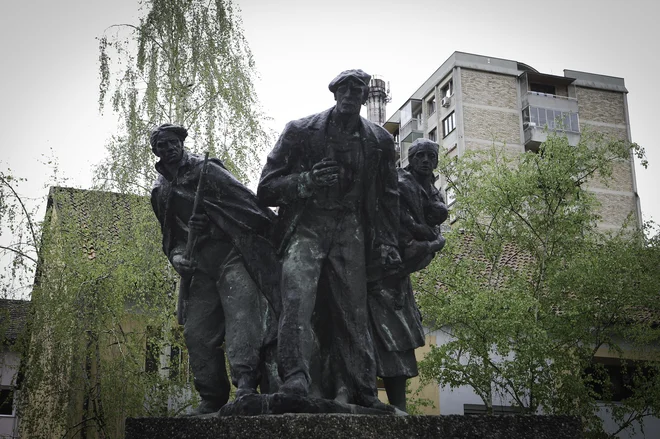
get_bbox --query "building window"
[427,96,436,116]
[400,101,413,125]
[413,109,422,123]
[428,128,437,142]
[145,326,160,373]
[0,388,14,416]
[441,79,453,98]
[168,344,193,381]
[530,82,556,96]
[585,358,655,402]
[168,326,192,381]
[443,111,456,137]
[522,106,579,133]
[444,185,455,206]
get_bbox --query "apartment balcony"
[399,99,423,143]
[523,91,579,114]
[399,118,424,144]
[523,123,581,151]
[518,71,578,112]
[522,103,581,151]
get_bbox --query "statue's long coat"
[257,107,399,277]
[368,168,442,355]
[151,152,281,315]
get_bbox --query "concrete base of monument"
[125,414,583,439]
[217,393,402,416]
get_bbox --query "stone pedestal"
[125,414,582,439]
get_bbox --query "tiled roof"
[0,298,30,342]
[435,231,536,290]
[431,231,660,325]
[449,232,536,272]
[627,305,660,327]
[47,186,153,260]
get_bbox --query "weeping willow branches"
[96,0,270,194]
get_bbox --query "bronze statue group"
[149,69,448,416]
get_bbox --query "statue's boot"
[186,399,223,416]
[235,375,259,399]
[360,395,396,413]
[278,372,309,397]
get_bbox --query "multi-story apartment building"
[382,51,642,231]
[374,52,659,437]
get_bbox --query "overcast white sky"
[1,0,658,225]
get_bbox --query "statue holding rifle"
[149,123,280,415]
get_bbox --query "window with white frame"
[441,79,453,98]
[522,106,579,133]
[443,111,456,137]
[444,185,456,206]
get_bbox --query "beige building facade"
[384,51,642,231]
[378,53,658,437]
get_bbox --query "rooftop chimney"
[366,76,391,126]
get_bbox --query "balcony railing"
[528,91,577,101]
[523,92,579,116]
[400,117,423,142]
[523,123,581,150]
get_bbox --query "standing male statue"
[149,124,279,415]
[368,138,447,412]
[258,69,400,409]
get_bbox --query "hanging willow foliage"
[16,2,271,436]
[18,188,194,439]
[96,0,271,194]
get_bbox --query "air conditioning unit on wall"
[441,96,451,107]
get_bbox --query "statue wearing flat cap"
[258,69,400,411]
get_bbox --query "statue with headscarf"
[368,137,448,412]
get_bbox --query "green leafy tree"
[416,131,660,437]
[96,0,271,194]
[18,188,192,439]
[0,166,193,438]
